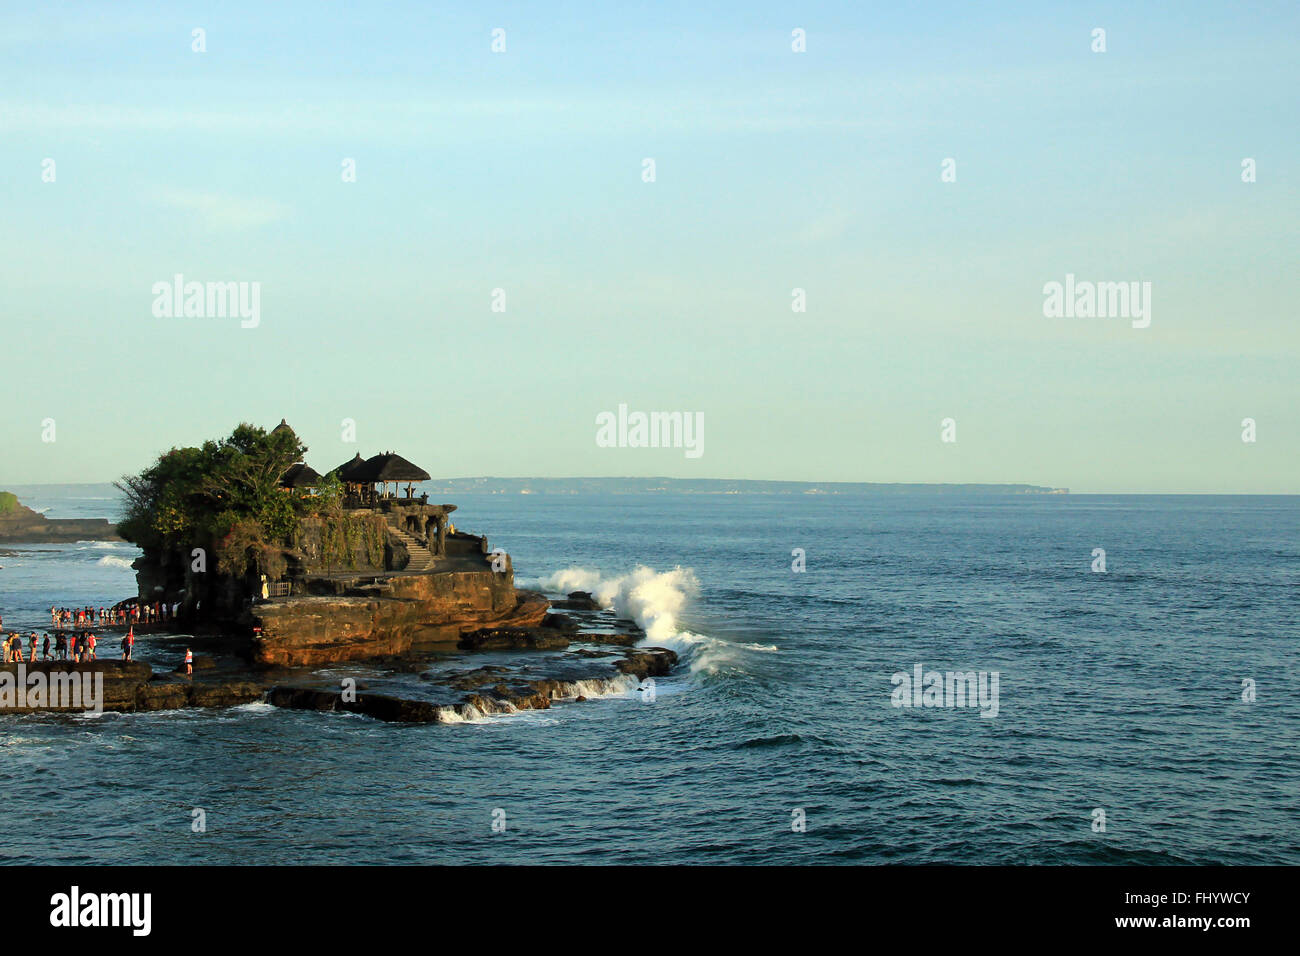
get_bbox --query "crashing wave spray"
[533,565,776,674]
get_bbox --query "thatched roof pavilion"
[331,453,368,485]
[280,462,322,489]
[356,453,431,483]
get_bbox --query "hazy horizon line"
[3,479,1297,497]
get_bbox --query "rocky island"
[0,421,677,723]
[116,420,562,669]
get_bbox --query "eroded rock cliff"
[249,570,551,667]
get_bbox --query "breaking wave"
[531,565,777,675]
[95,556,134,570]
[435,674,641,724]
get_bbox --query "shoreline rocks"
[3,582,682,724]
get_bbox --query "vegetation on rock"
[115,423,312,579]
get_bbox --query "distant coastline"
[415,478,1070,496]
[3,478,1069,500]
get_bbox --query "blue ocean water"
[1,486,1297,865]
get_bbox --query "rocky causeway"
[2,596,677,723]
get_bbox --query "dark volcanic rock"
[614,648,679,680]
[575,631,640,646]
[442,665,512,691]
[550,591,601,611]
[266,685,442,723]
[542,613,581,632]
[457,627,570,651]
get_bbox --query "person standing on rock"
[42,634,51,661]
[123,627,134,661]
[29,632,39,663]
[184,647,193,677]
[86,632,97,661]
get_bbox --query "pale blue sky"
[2,1,1296,492]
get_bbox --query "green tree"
[116,423,308,578]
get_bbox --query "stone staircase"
[389,528,434,572]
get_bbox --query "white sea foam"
[532,565,777,675]
[435,673,642,725]
[95,556,135,570]
[549,674,640,701]
[230,701,275,714]
[436,700,514,724]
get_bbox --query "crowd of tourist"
[0,602,196,673]
[3,627,136,663]
[49,601,171,629]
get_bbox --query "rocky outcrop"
[614,648,679,680]
[250,570,551,668]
